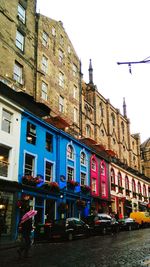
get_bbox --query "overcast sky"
[37,0,150,143]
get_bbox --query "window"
[26,122,36,145]
[101,162,105,175]
[73,64,77,77]
[59,96,64,113]
[16,30,24,51]
[132,179,136,192]
[52,27,56,36]
[24,154,35,176]
[91,178,96,193]
[118,172,122,187]
[58,72,64,87]
[121,121,124,134]
[125,176,129,190]
[80,152,86,165]
[100,102,104,117]
[45,161,53,182]
[143,184,146,196]
[41,81,48,101]
[91,159,96,171]
[68,45,71,54]
[59,49,63,63]
[67,145,74,159]
[73,85,77,99]
[67,167,74,181]
[42,31,48,47]
[73,107,78,123]
[138,182,141,194]
[81,172,86,185]
[42,55,48,73]
[86,124,91,137]
[18,4,25,23]
[101,182,106,196]
[0,146,10,177]
[111,113,115,127]
[1,109,12,133]
[110,168,115,184]
[46,132,53,152]
[14,62,23,84]
[60,34,64,46]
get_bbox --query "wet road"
[0,228,150,267]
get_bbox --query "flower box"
[22,175,43,186]
[42,182,60,193]
[81,185,91,194]
[67,180,79,188]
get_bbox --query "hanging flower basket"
[67,180,79,189]
[22,175,43,186]
[81,185,91,194]
[42,182,60,193]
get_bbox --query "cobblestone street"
[0,228,150,267]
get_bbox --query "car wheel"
[68,232,73,241]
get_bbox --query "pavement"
[0,239,19,250]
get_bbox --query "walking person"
[17,209,37,259]
[17,218,33,258]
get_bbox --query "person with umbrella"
[17,210,37,258]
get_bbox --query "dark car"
[83,213,119,235]
[118,217,140,231]
[50,217,90,241]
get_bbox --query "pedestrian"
[17,218,33,258]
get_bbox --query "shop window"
[45,161,53,182]
[0,146,10,177]
[24,153,35,176]
[1,109,12,134]
[46,132,53,152]
[26,121,36,145]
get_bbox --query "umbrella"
[20,210,37,224]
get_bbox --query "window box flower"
[22,175,43,186]
[42,181,60,193]
[81,185,91,194]
[67,180,79,188]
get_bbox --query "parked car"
[50,217,90,241]
[83,213,119,235]
[118,217,140,231]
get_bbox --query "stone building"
[141,138,150,178]
[0,0,36,96]
[36,14,81,137]
[0,0,149,177]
